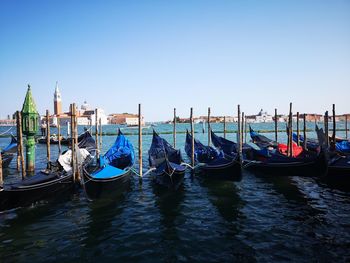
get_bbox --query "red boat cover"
[278,143,303,157]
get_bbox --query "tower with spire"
[54,81,62,115]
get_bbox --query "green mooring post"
[21,85,39,173]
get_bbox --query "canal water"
[0,123,349,262]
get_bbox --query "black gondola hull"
[243,152,327,177]
[153,169,185,190]
[196,158,242,181]
[82,168,132,199]
[2,154,15,168]
[0,174,74,212]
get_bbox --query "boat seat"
[92,164,125,179]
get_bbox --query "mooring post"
[138,104,143,177]
[57,121,61,154]
[95,108,99,161]
[325,111,329,148]
[296,112,300,146]
[0,152,3,186]
[237,105,242,155]
[241,112,245,146]
[274,108,278,141]
[70,104,76,181]
[332,104,336,151]
[16,111,26,179]
[245,116,248,143]
[208,107,211,146]
[74,104,80,181]
[16,111,21,171]
[303,113,307,150]
[99,118,102,153]
[346,115,348,140]
[190,107,195,166]
[223,116,226,139]
[46,110,51,169]
[173,108,176,148]
[287,103,293,157]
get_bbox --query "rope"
[0,127,13,136]
[180,162,206,170]
[131,167,156,177]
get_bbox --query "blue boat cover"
[249,126,278,148]
[102,130,135,169]
[185,131,222,164]
[336,140,350,153]
[148,130,183,167]
[92,164,125,179]
[1,135,17,154]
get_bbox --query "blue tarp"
[102,130,135,169]
[336,140,350,153]
[92,164,125,179]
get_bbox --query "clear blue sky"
[0,0,349,121]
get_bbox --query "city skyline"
[1,1,349,121]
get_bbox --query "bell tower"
[54,81,62,115]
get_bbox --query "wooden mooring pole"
[16,111,26,179]
[70,104,76,181]
[99,118,102,153]
[0,152,3,186]
[274,108,278,141]
[237,105,242,155]
[16,111,21,171]
[332,104,336,150]
[74,104,80,181]
[173,108,176,148]
[241,112,245,146]
[95,108,99,161]
[190,108,195,166]
[325,111,329,149]
[208,107,211,146]
[138,104,142,177]
[346,115,348,140]
[46,110,51,169]
[303,113,307,150]
[223,116,226,139]
[296,112,300,146]
[57,121,62,154]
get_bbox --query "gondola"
[0,131,95,212]
[1,135,17,168]
[313,126,350,183]
[82,130,134,199]
[148,130,185,189]
[249,126,278,149]
[184,131,241,180]
[37,135,70,145]
[244,128,327,177]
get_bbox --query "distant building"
[109,113,145,126]
[246,109,273,123]
[54,82,62,115]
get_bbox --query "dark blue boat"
[244,128,327,177]
[82,130,134,199]
[185,131,241,181]
[148,130,185,189]
[0,131,95,212]
[1,135,17,168]
[249,126,278,149]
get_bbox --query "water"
[0,123,350,262]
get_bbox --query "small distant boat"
[1,135,17,168]
[37,134,70,145]
[148,130,186,189]
[0,131,95,212]
[184,131,242,180]
[82,130,134,199]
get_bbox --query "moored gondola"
[1,135,17,168]
[148,130,185,189]
[0,131,95,212]
[185,131,241,181]
[82,130,134,199]
[244,128,327,177]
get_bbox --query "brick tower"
[54,81,62,115]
